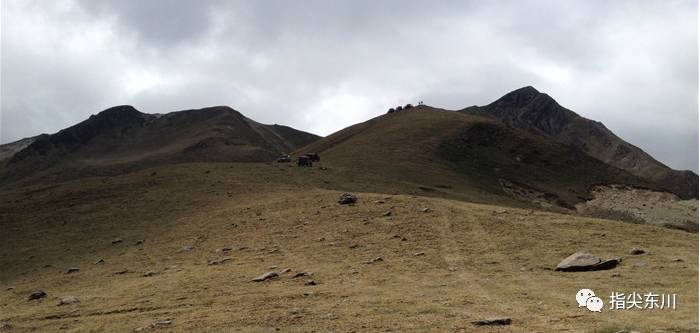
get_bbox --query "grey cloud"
[1,0,697,172]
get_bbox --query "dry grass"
[0,162,696,332]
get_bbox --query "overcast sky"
[1,0,697,172]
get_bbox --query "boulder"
[338,193,357,205]
[292,271,313,278]
[28,290,47,301]
[555,252,620,272]
[471,318,511,326]
[142,270,158,277]
[252,271,279,282]
[207,257,232,266]
[59,296,80,305]
[630,248,645,255]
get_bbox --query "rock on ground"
[59,296,80,305]
[28,290,47,301]
[252,271,279,282]
[338,193,357,205]
[555,252,620,272]
[471,318,512,326]
[630,247,645,255]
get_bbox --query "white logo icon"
[576,289,596,307]
[586,296,604,312]
[576,289,602,312]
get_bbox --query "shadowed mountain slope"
[461,86,698,199]
[0,105,320,185]
[298,106,654,209]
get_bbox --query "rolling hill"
[461,86,698,199]
[0,105,320,186]
[298,105,655,210]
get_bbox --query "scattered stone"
[151,320,172,328]
[630,248,645,255]
[471,318,511,326]
[180,245,194,252]
[672,258,684,262]
[382,211,392,216]
[349,244,360,249]
[207,257,232,266]
[493,209,507,214]
[28,290,47,301]
[135,320,172,331]
[611,272,621,278]
[111,238,123,245]
[292,271,313,278]
[374,200,385,204]
[338,193,357,205]
[365,257,384,264]
[135,240,145,245]
[142,270,158,277]
[94,259,105,265]
[305,280,317,286]
[114,269,130,275]
[6,287,14,291]
[279,268,291,274]
[414,252,425,256]
[220,246,233,252]
[420,207,430,213]
[252,271,279,282]
[0,322,11,331]
[66,267,80,274]
[58,296,80,305]
[555,252,620,272]
[290,307,304,318]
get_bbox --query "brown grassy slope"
[297,106,654,208]
[0,163,696,332]
[0,105,320,187]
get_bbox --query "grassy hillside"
[0,163,696,332]
[298,106,654,209]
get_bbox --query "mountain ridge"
[461,86,698,199]
[0,105,320,186]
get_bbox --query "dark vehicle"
[298,155,312,167]
[276,154,292,163]
[306,153,320,162]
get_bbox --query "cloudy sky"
[1,0,697,171]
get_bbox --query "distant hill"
[298,105,655,209]
[0,105,320,185]
[461,86,698,199]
